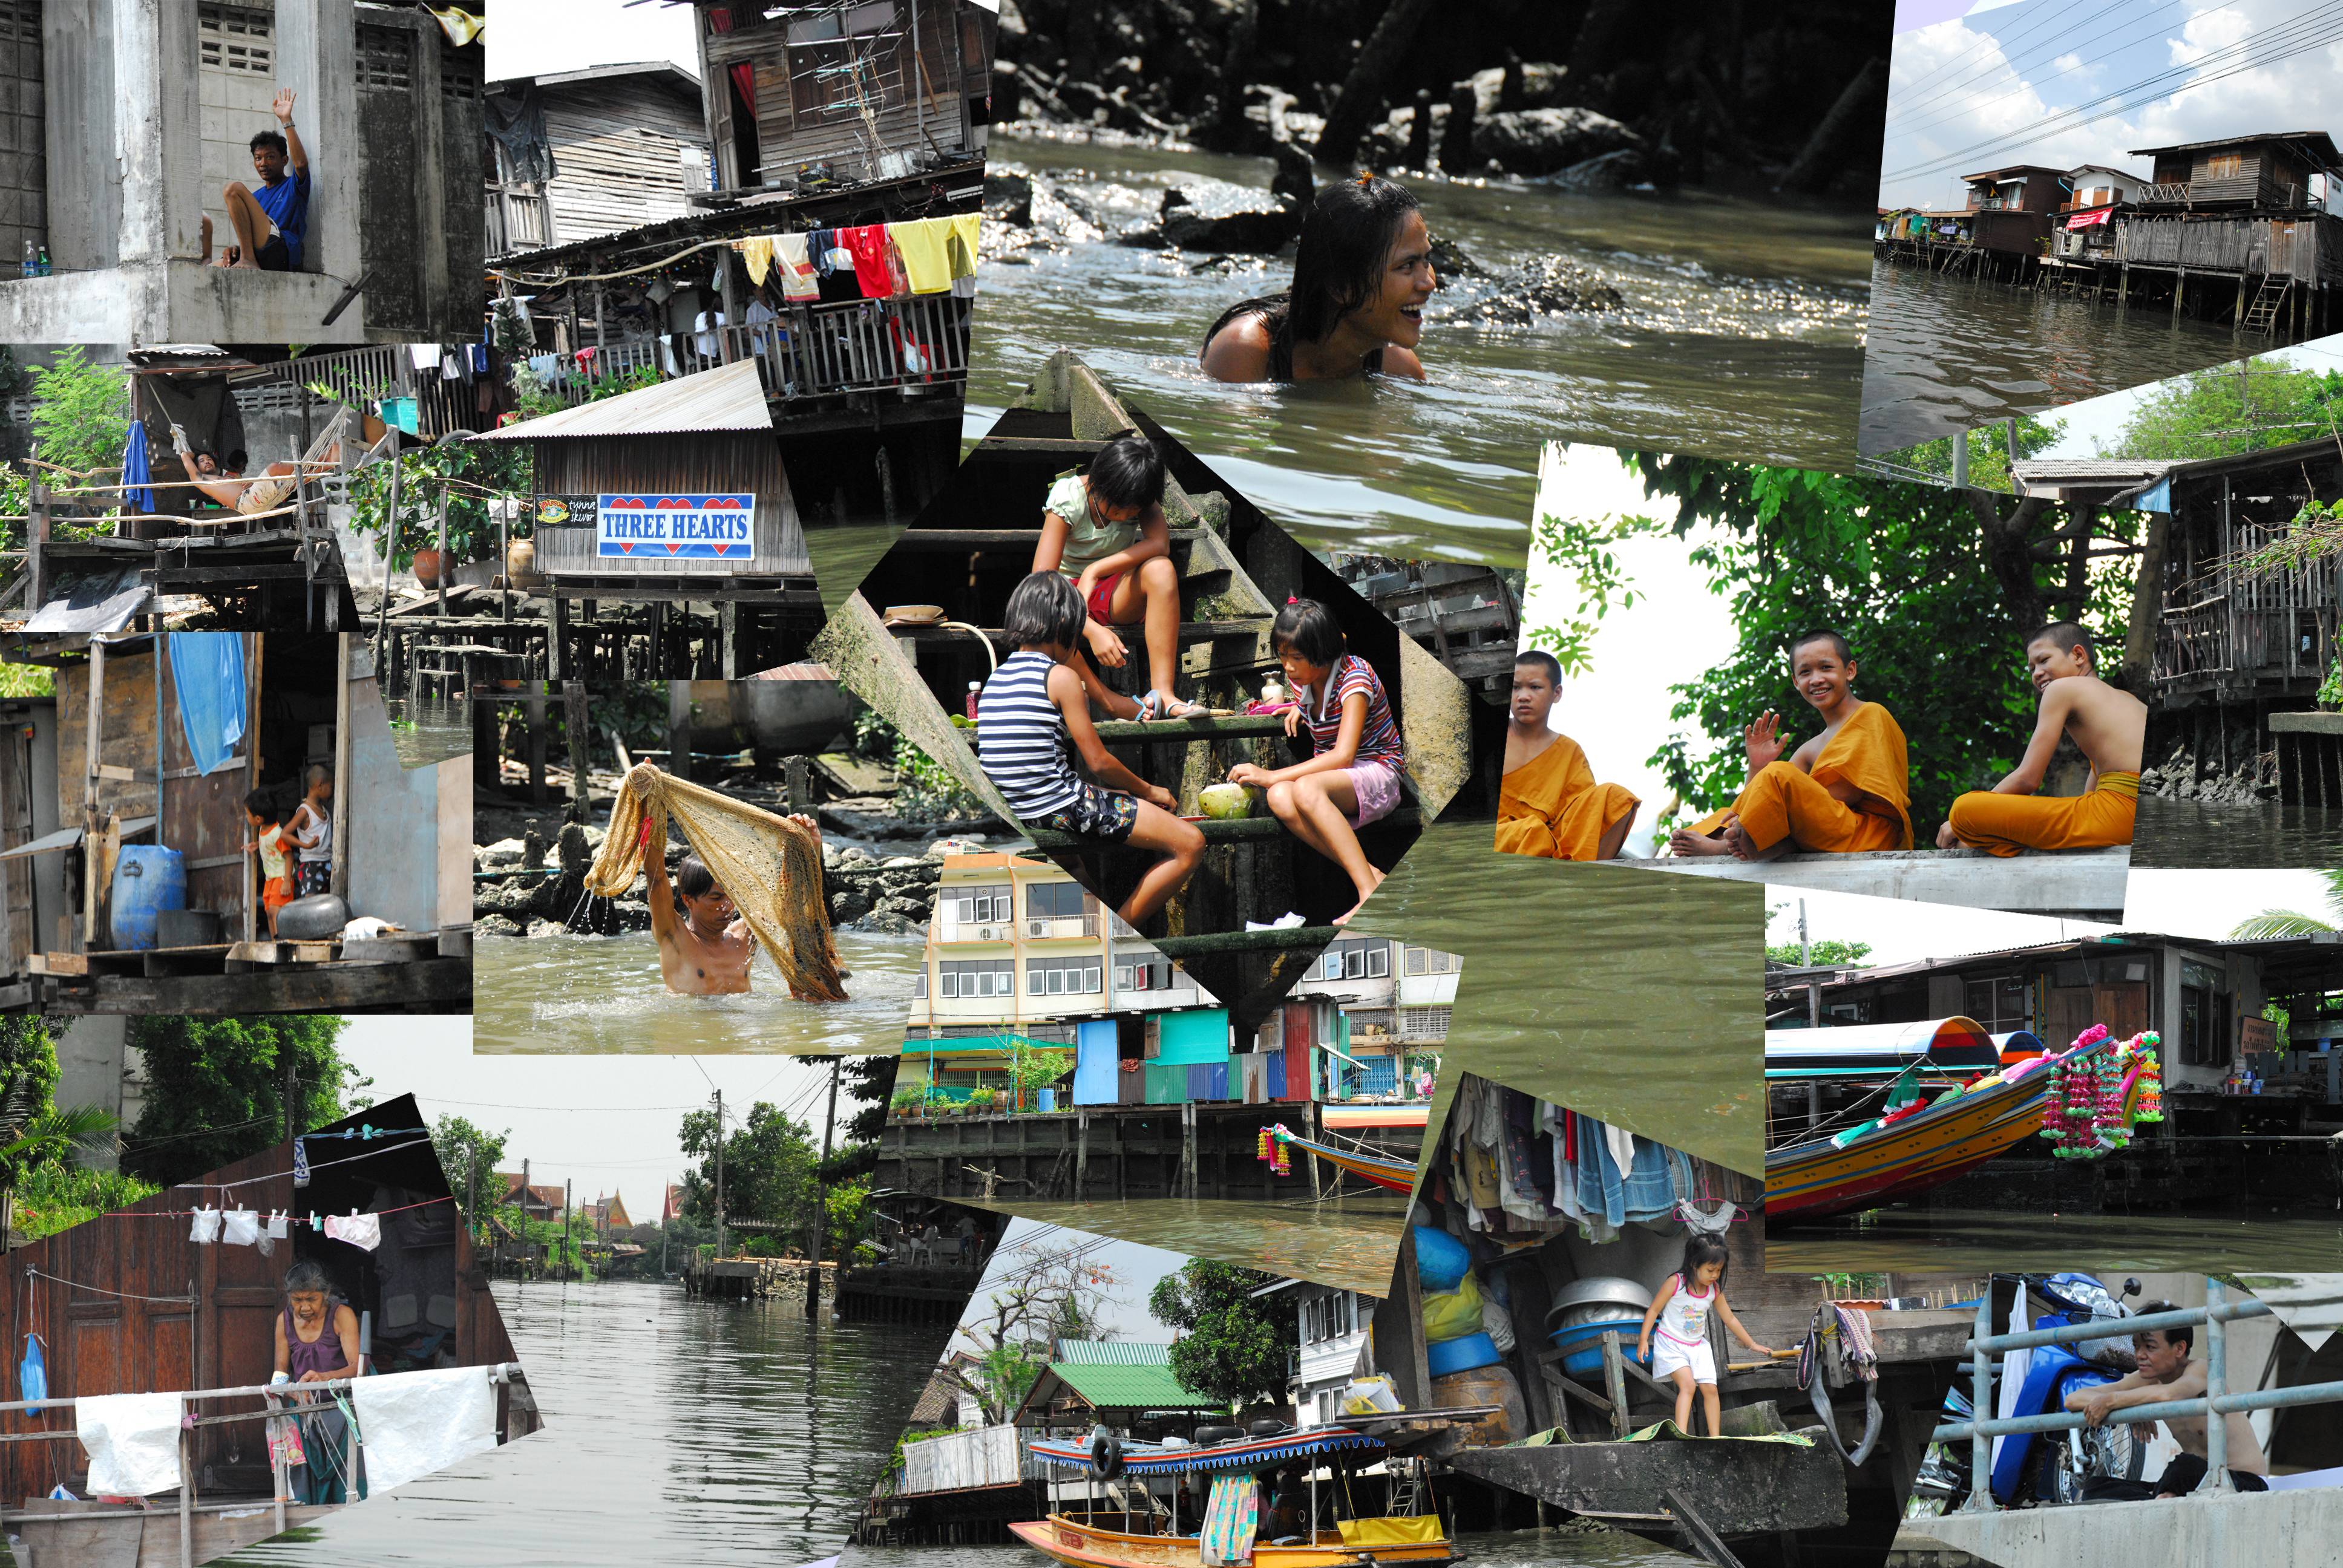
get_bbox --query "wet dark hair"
[1204,175,1425,368]
[1514,649,1563,687]
[1003,569,1088,651]
[244,788,279,820]
[1086,433,1166,512]
[1791,629,1852,665]
[1680,1233,1731,1289]
[251,129,288,159]
[2028,621,2093,666]
[675,855,720,902]
[2135,1301,2191,1354]
[1270,598,1345,667]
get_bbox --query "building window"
[787,2,910,129]
[1027,881,1090,919]
[1318,939,1391,981]
[2180,961,2229,1068]
[2204,152,2243,179]
[1121,957,1175,991]
[1026,959,1102,997]
[937,959,1014,999]
[1963,976,2028,1033]
[951,884,1013,927]
[1403,947,1460,975]
[913,970,928,1001]
[1400,1007,1451,1040]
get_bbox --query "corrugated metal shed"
[1054,1339,1178,1365]
[474,359,772,440]
[1015,1345,1219,1419]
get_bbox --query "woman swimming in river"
[1199,174,1436,384]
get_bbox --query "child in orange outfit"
[245,789,294,936]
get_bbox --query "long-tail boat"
[1767,1025,2155,1221]
[1012,1426,1453,1567]
[1259,1124,1418,1194]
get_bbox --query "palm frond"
[2230,910,2337,941]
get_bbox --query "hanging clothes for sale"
[945,212,983,278]
[736,234,774,287]
[323,1212,382,1252]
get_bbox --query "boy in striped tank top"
[977,572,1205,924]
[1226,599,1406,925]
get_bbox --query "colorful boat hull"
[1008,1515,1454,1567]
[1268,1129,1418,1194]
[1768,1062,2062,1220]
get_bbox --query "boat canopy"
[1764,1016,2022,1079]
[1031,1426,1385,1476]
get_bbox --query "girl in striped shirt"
[1227,598,1405,925]
[977,572,1204,924]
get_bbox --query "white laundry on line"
[76,1391,183,1497]
[348,1365,499,1493]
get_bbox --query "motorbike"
[1907,1272,2145,1515]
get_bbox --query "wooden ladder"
[2243,275,2292,335]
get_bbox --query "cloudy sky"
[1881,1,2343,211]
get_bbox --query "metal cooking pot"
[1544,1276,1654,1334]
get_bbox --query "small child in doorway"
[976,572,1204,926]
[287,765,333,899]
[243,788,294,936]
[1226,598,1405,925]
[1637,1235,1777,1438]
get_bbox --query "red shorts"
[1084,570,1124,624]
[263,875,295,914]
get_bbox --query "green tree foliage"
[1765,938,1873,966]
[675,1098,877,1256]
[121,1016,357,1183]
[2231,866,2343,941]
[1149,1259,1296,1410]
[1622,456,2141,834]
[430,1114,510,1218]
[1890,414,2067,494]
[2101,361,2343,460]
[28,347,131,479]
[342,441,533,572]
[15,1164,158,1243]
[1523,465,1668,678]
[947,1240,1117,1423]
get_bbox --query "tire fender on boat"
[1090,1424,1124,1480]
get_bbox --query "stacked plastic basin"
[1415,1226,1499,1376]
[1543,1276,1656,1377]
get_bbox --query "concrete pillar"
[108,0,205,264]
[52,1014,130,1169]
[271,0,361,284]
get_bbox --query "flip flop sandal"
[1138,689,1207,722]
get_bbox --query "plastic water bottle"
[34,245,49,278]
[965,681,981,721]
[18,240,30,279]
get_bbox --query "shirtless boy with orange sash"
[1938,622,2143,856]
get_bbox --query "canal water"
[214,1278,946,1567]
[2133,799,2343,869]
[473,926,926,1053]
[382,694,473,769]
[978,1195,1412,1296]
[1769,1206,2343,1275]
[1861,258,2254,455]
[975,136,1871,566]
[1351,818,1766,1177]
[844,1524,1694,1567]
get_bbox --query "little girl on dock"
[977,572,1204,925]
[243,788,293,936]
[1227,598,1405,925]
[1637,1234,1777,1438]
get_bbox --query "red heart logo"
[617,541,635,554]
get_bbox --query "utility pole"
[520,1158,530,1281]
[712,1089,726,1269]
[282,1056,299,1144]
[807,1057,842,1321]
[563,1178,573,1282]
[1798,898,1810,966]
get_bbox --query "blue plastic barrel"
[109,846,186,950]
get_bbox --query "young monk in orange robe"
[1494,650,1639,860]
[1668,630,1913,860]
[1938,622,2143,856]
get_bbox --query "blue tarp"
[167,633,247,776]
[1073,1019,1119,1106]
[122,419,155,514]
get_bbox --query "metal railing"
[532,292,972,413]
[1931,1279,2343,1509]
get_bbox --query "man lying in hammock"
[169,423,337,518]
[639,816,822,996]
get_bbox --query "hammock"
[585,763,848,1002]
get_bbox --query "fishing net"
[585,763,848,1002]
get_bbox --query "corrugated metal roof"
[473,359,772,441]
[1041,1361,1218,1411]
[1054,1340,1173,1365]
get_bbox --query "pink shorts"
[1342,759,1402,828]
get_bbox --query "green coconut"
[1198,782,1260,819]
